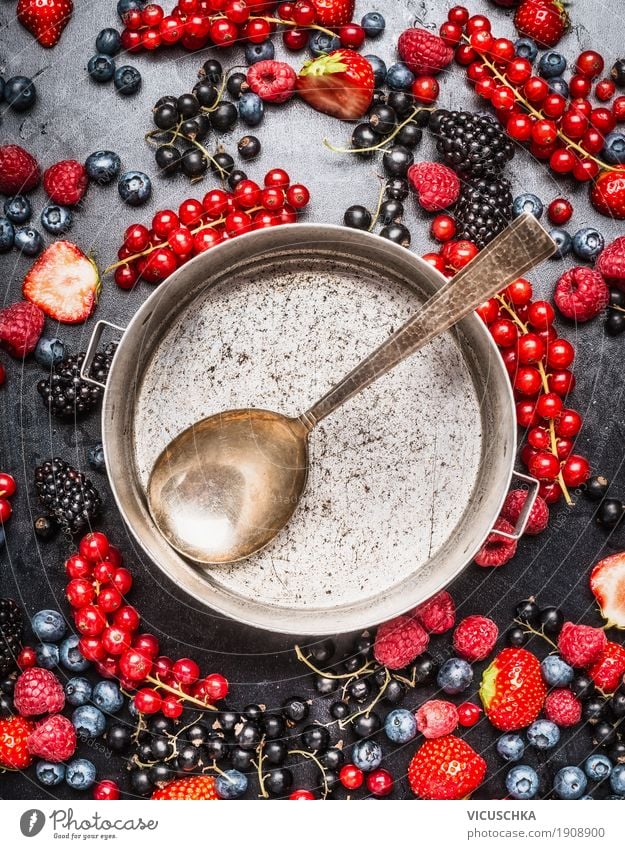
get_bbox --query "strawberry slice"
[22,240,100,324]
[590,552,625,628]
[296,50,374,120]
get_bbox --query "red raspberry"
[500,489,549,535]
[414,590,456,634]
[27,714,76,763]
[544,689,582,727]
[0,144,40,194]
[554,267,609,322]
[557,621,607,668]
[374,615,429,670]
[0,301,45,358]
[453,615,499,662]
[596,235,625,289]
[415,699,458,739]
[408,162,460,212]
[474,518,517,568]
[247,60,297,104]
[588,642,625,693]
[43,160,88,206]
[398,28,454,76]
[14,667,65,716]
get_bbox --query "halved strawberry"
[23,240,100,324]
[590,552,625,628]
[480,647,546,731]
[297,50,374,120]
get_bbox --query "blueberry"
[35,643,59,669]
[215,768,248,799]
[237,92,264,127]
[496,733,525,762]
[32,609,67,642]
[59,635,90,672]
[603,131,625,165]
[36,761,66,787]
[4,195,32,224]
[384,708,417,744]
[96,28,122,56]
[512,193,544,220]
[352,739,382,772]
[538,50,567,78]
[244,40,275,65]
[72,704,106,739]
[66,758,97,790]
[88,443,106,471]
[309,31,340,56]
[65,677,92,707]
[527,719,560,750]
[88,55,116,83]
[386,63,415,91]
[117,0,145,18]
[548,77,569,98]
[573,227,605,262]
[515,38,538,62]
[361,12,385,38]
[549,227,573,259]
[554,766,587,800]
[114,65,142,96]
[92,680,124,714]
[41,204,72,235]
[506,765,539,799]
[118,171,152,206]
[610,764,625,794]
[436,657,473,694]
[14,227,43,256]
[364,55,387,88]
[34,337,66,369]
[0,217,15,252]
[4,76,36,112]
[85,150,122,185]
[584,753,612,781]
[541,655,574,687]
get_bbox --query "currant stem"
[145,674,217,712]
[513,617,558,650]
[324,107,432,154]
[294,644,375,679]
[368,179,388,232]
[257,15,337,38]
[253,738,269,799]
[289,749,330,799]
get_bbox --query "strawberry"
[0,144,40,195]
[514,0,570,48]
[408,736,486,800]
[588,642,625,694]
[311,0,354,27]
[0,301,45,358]
[480,647,546,731]
[590,552,625,628]
[0,715,35,769]
[151,775,219,800]
[591,169,625,220]
[597,237,625,289]
[397,28,454,77]
[297,50,374,120]
[17,0,73,48]
[43,160,88,206]
[23,241,100,324]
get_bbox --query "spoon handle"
[301,214,555,429]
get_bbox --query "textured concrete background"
[2,0,625,800]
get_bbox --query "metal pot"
[83,224,536,635]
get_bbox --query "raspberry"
[408,162,460,212]
[43,160,88,206]
[0,144,40,195]
[415,700,458,739]
[247,60,297,104]
[0,715,34,769]
[414,591,456,634]
[398,28,454,76]
[557,621,607,669]
[14,667,65,716]
[453,615,499,662]
[597,235,625,289]
[554,267,609,322]
[27,714,76,763]
[544,689,582,727]
[501,489,549,535]
[0,301,45,358]
[474,518,517,568]
[374,615,429,670]
[588,642,625,693]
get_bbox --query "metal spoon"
[147,214,555,565]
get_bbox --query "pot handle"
[79,319,126,389]
[493,471,540,541]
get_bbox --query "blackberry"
[37,343,117,419]
[34,458,102,535]
[0,599,23,678]
[431,110,515,178]
[454,175,513,249]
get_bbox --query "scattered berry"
[558,622,607,668]
[373,615,429,670]
[474,518,517,568]
[408,736,486,800]
[453,615,498,662]
[415,699,458,739]
[544,689,582,727]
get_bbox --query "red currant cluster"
[476,280,590,505]
[422,230,479,276]
[119,0,361,54]
[0,472,16,528]
[108,168,310,288]
[63,531,229,718]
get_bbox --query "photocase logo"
[19,810,45,838]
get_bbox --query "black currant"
[507,626,528,647]
[149,762,175,786]
[330,701,350,720]
[34,515,56,540]
[381,222,411,246]
[351,123,378,154]
[227,168,247,189]
[610,289,625,308]
[352,712,381,738]
[238,135,261,160]
[236,722,261,750]
[583,475,609,501]
[282,697,309,723]
[597,498,624,526]
[606,311,625,336]
[150,736,173,760]
[379,199,403,225]
[347,678,371,702]
[385,178,409,201]
[368,104,397,136]
[180,118,200,139]
[371,89,386,106]
[322,747,344,771]
[177,93,200,119]
[386,90,415,117]
[204,734,229,761]
[227,73,248,100]
[231,747,255,771]
[211,151,235,176]
[515,598,541,626]
[344,205,372,230]
[610,689,625,718]
[383,680,406,704]
[611,59,625,88]
[177,743,201,772]
[396,122,422,148]
[324,770,339,792]
[217,709,240,733]
[582,697,608,724]
[265,740,288,765]
[154,103,178,130]
[181,148,208,178]
[412,653,438,684]
[154,95,178,110]
[608,740,625,763]
[301,724,330,753]
[383,145,414,178]
[343,655,365,674]
[0,677,16,695]
[210,102,238,132]
[137,741,153,762]
[310,640,335,663]
[129,768,153,797]
[243,704,264,723]
[263,713,286,739]
[193,81,219,108]
[264,767,293,797]
[315,674,339,695]
[0,693,13,716]
[593,721,617,747]
[539,606,564,636]
[354,633,373,657]
[200,58,223,85]
[571,672,595,699]
[186,724,209,746]
[155,145,182,175]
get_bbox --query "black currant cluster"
[582,474,625,527]
[344,176,413,247]
[605,289,625,337]
[0,672,17,718]
[0,598,23,679]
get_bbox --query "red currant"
[524,76,549,103]
[225,210,252,236]
[502,348,518,377]
[160,16,184,43]
[517,402,540,429]
[505,277,533,306]
[470,29,493,52]
[475,77,496,100]
[491,85,516,111]
[582,128,605,154]
[225,0,250,23]
[338,24,365,50]
[547,339,574,369]
[134,687,162,714]
[457,702,482,727]
[162,694,183,718]
[242,18,273,43]
[75,605,107,637]
[154,655,174,682]
[105,547,122,568]
[65,554,92,579]
[490,318,518,347]
[431,214,456,242]
[542,93,566,120]
[532,119,558,146]
[265,168,290,189]
[203,189,229,218]
[0,472,16,498]
[290,789,316,799]
[528,451,561,481]
[575,50,605,79]
[466,14,491,34]
[202,673,229,701]
[514,366,542,396]
[112,568,133,595]
[506,113,533,142]
[491,38,515,65]
[528,300,555,329]
[506,58,532,86]
[261,187,286,211]
[114,605,140,632]
[613,96,625,122]
[98,586,122,614]
[234,179,262,209]
[17,646,37,669]
[455,44,477,66]
[286,184,310,210]
[517,332,544,364]
[168,226,195,255]
[561,454,590,487]
[443,239,478,270]
[448,5,469,25]
[0,498,12,523]
[173,657,200,686]
[79,636,106,662]
[292,1,316,26]
[596,79,616,102]
[528,426,551,450]
[536,392,563,419]
[440,21,463,48]
[550,371,575,396]
[124,223,150,253]
[120,648,153,682]
[412,76,439,104]
[93,780,120,801]
[66,578,95,609]
[555,408,582,437]
[366,768,393,797]
[115,264,138,290]
[209,18,238,45]
[101,625,132,656]
[283,27,308,50]
[79,531,110,563]
[591,107,616,134]
[570,74,592,99]
[547,198,573,226]
[340,763,364,789]
[550,148,576,174]
[179,198,204,225]
[539,482,563,504]
[194,227,223,252]
[133,633,160,657]
[422,252,446,274]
